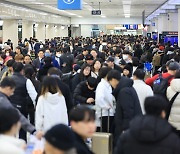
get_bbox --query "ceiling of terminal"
[4,0,167,18]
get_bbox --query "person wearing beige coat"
[167,77,180,130]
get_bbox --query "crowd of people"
[0,35,180,154]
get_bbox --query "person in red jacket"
[145,61,180,86]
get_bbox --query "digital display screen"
[123,24,138,30]
[164,36,178,45]
[133,25,138,29]
[123,24,129,29]
[130,25,133,29]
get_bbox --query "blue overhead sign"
[58,0,82,10]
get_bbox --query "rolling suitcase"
[92,109,113,154]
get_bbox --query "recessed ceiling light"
[122,1,131,5]
[101,15,106,18]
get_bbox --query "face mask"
[6,53,10,56]
[123,55,128,60]
[45,52,51,57]
[56,54,61,58]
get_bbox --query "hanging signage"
[162,31,178,36]
[58,0,82,10]
[92,10,101,15]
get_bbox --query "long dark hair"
[40,76,62,96]
[24,65,35,80]
[91,59,102,73]
[79,63,91,81]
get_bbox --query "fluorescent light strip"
[123,4,131,18]
[168,0,180,5]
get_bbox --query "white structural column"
[3,19,18,48]
[59,25,68,37]
[178,7,180,46]
[46,24,56,39]
[22,20,33,40]
[56,25,61,37]
[71,26,81,38]
[36,23,45,42]
[166,10,178,32]
[81,25,92,37]
[157,14,168,34]
[54,25,60,37]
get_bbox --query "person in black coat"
[73,77,97,105]
[107,71,142,143]
[37,57,53,82]
[71,63,91,92]
[114,96,180,154]
[60,47,74,74]
[70,106,96,154]
[24,65,40,125]
[134,44,143,60]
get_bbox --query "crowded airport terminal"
[0,0,180,154]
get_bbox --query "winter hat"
[44,124,75,151]
[168,62,180,71]
[159,46,165,51]
[106,56,114,62]
[73,64,81,72]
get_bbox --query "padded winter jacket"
[167,79,180,130]
[113,77,142,143]
[114,115,180,154]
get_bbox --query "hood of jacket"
[170,79,180,92]
[113,76,133,99]
[44,92,62,105]
[129,115,172,143]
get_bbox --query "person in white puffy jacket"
[95,67,115,132]
[36,76,68,132]
[167,71,180,131]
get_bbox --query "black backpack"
[153,74,173,96]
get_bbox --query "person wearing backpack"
[152,51,164,75]
[145,62,180,94]
[167,71,180,135]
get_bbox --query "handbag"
[166,92,179,120]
